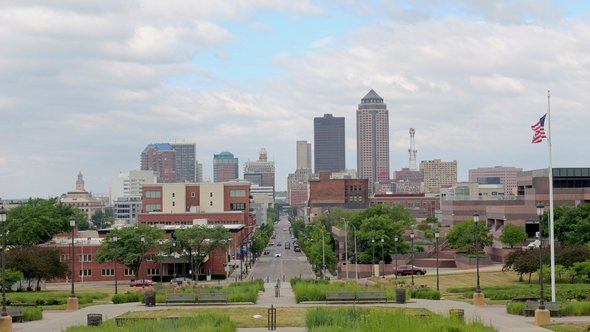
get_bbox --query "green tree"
[571,261,590,283]
[91,208,113,229]
[96,224,165,279]
[500,224,528,249]
[503,249,545,283]
[174,225,231,278]
[1,269,23,291]
[554,204,590,245]
[446,220,492,254]
[357,215,406,264]
[7,246,67,290]
[301,221,336,276]
[6,198,87,246]
[555,244,590,268]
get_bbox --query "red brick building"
[308,172,369,219]
[369,193,440,219]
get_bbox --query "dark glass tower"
[314,114,345,173]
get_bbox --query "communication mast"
[408,128,417,170]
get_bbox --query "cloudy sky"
[2,0,590,199]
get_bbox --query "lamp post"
[380,237,385,278]
[352,224,358,280]
[112,235,118,295]
[394,237,398,280]
[67,218,78,310]
[172,241,177,278]
[410,231,415,286]
[371,238,375,277]
[0,207,7,318]
[435,232,440,292]
[321,230,326,278]
[343,218,348,280]
[537,202,545,309]
[472,212,485,305]
[140,236,145,288]
[158,239,164,282]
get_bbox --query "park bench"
[165,293,196,304]
[6,307,24,323]
[511,296,539,302]
[524,300,562,317]
[115,317,156,326]
[325,292,356,302]
[198,293,228,304]
[356,291,388,303]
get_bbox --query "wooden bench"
[198,293,228,304]
[165,293,196,304]
[512,296,539,302]
[524,300,561,317]
[325,292,356,302]
[356,291,387,303]
[6,307,24,323]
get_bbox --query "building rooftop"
[361,89,383,101]
[143,143,174,152]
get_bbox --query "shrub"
[22,307,43,321]
[559,301,590,316]
[410,289,440,300]
[112,292,140,304]
[506,302,525,315]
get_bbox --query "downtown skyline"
[2,1,590,199]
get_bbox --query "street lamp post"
[352,224,358,280]
[172,242,177,278]
[534,201,551,325]
[410,232,415,286]
[0,207,7,318]
[372,238,375,277]
[67,218,78,310]
[0,207,10,331]
[435,232,440,292]
[344,219,348,280]
[140,236,145,288]
[158,239,164,282]
[472,212,485,305]
[322,231,326,278]
[381,237,385,278]
[113,235,118,295]
[394,237,398,280]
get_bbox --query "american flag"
[531,114,547,143]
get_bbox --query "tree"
[503,249,545,283]
[555,244,590,268]
[301,221,336,276]
[7,246,67,290]
[6,198,87,246]
[91,208,113,229]
[174,225,231,278]
[96,224,165,279]
[446,220,492,254]
[0,269,23,291]
[500,224,528,249]
[357,215,406,264]
[571,261,590,283]
[554,204,590,245]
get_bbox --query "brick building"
[369,193,439,219]
[308,172,369,218]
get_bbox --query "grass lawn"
[544,323,590,332]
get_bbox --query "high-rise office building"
[213,152,239,182]
[420,159,458,193]
[141,143,176,183]
[244,148,275,197]
[196,161,203,182]
[296,140,312,170]
[468,166,522,196]
[170,141,196,182]
[314,114,345,173]
[356,90,389,194]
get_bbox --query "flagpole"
[547,90,556,302]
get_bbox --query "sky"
[2,0,590,199]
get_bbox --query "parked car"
[275,253,281,257]
[276,242,282,246]
[285,242,291,249]
[293,246,301,252]
[394,265,427,276]
[129,279,154,287]
[169,277,192,285]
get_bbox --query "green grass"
[544,323,589,332]
[447,284,590,302]
[6,290,109,308]
[66,314,235,332]
[305,307,496,332]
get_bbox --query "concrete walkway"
[12,279,590,332]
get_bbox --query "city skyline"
[2,1,590,198]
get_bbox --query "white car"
[274,253,281,257]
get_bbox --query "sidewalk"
[13,279,590,332]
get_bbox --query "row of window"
[145,191,161,198]
[84,268,162,277]
[60,255,93,262]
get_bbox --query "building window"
[146,204,161,212]
[145,191,161,198]
[124,269,134,276]
[230,203,245,211]
[172,202,175,207]
[60,254,69,262]
[79,269,92,276]
[230,190,246,197]
[147,268,159,276]
[101,269,115,276]
[191,192,196,197]
[79,254,92,262]
[210,192,213,198]
[172,193,175,198]
[210,201,213,206]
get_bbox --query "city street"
[249,215,315,283]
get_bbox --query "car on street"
[276,242,282,246]
[274,253,281,257]
[293,246,301,252]
[129,279,154,287]
[285,242,291,249]
[394,265,427,276]
[169,277,192,285]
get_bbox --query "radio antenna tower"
[408,128,417,170]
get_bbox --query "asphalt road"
[249,215,315,283]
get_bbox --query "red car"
[394,265,427,276]
[129,279,154,287]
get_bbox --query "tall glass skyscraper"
[213,152,239,182]
[314,114,345,173]
[356,90,390,194]
[170,141,196,182]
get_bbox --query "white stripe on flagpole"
[547,89,556,302]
